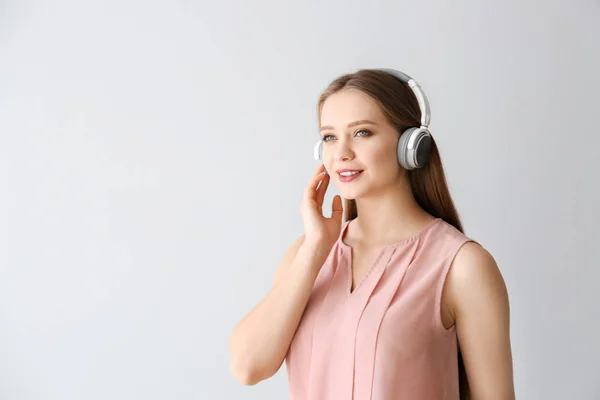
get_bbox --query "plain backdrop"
[1,0,599,399]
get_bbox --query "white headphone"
[314,68,433,171]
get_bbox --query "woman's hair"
[316,68,470,399]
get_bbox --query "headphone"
[313,68,433,171]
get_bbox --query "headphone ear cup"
[397,127,433,170]
[313,140,323,161]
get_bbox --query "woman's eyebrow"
[320,119,378,131]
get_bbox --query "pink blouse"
[285,217,476,399]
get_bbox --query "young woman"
[229,68,515,399]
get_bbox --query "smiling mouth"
[338,170,364,182]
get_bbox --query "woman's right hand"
[301,163,344,249]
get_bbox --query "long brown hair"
[316,69,470,399]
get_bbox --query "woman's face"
[319,88,402,200]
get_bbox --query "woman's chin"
[339,188,365,201]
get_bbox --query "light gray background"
[1,0,599,399]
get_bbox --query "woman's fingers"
[331,195,343,222]
[304,164,327,201]
[315,171,329,206]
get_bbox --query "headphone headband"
[375,68,431,128]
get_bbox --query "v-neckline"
[337,217,441,296]
[345,244,389,296]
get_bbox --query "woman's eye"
[322,129,371,142]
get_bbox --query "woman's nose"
[334,143,354,162]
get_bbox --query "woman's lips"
[338,170,363,182]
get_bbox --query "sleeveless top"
[285,217,477,399]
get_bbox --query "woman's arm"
[446,241,516,400]
[228,236,329,386]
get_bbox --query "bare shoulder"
[445,241,510,323]
[272,234,306,286]
[449,241,501,283]
[444,241,515,398]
